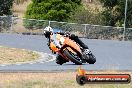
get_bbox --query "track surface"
[0,33,132,71]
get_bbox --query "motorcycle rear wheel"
[87,54,96,64]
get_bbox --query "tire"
[56,55,67,65]
[76,75,86,85]
[87,54,96,64]
[63,49,82,65]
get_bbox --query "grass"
[0,46,40,64]
[0,71,131,88]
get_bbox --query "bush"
[24,0,82,29]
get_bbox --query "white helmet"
[44,26,53,33]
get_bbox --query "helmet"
[43,26,53,33]
[43,26,53,38]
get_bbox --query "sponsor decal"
[76,66,131,85]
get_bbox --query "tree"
[25,0,82,21]
[0,0,13,31]
[99,0,132,27]
[70,8,103,25]
[0,0,13,15]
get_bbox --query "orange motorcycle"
[48,33,96,65]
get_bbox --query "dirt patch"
[0,46,40,64]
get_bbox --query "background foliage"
[24,0,82,29]
[99,0,132,27]
[25,0,82,22]
[0,0,132,29]
[0,0,13,31]
[0,0,13,15]
[14,0,28,4]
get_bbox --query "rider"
[43,26,92,56]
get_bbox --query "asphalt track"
[0,33,132,71]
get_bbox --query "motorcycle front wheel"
[63,48,83,65]
[56,55,68,65]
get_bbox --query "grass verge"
[0,46,40,64]
[0,71,131,88]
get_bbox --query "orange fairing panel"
[50,42,59,52]
[64,38,81,53]
[66,47,75,54]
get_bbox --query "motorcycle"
[47,32,96,65]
